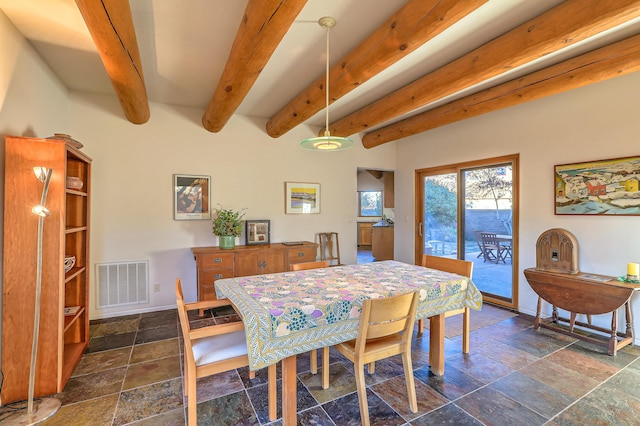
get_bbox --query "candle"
[628,263,640,277]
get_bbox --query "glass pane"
[423,174,457,257]
[463,164,513,300]
[359,191,382,216]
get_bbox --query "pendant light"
[301,17,354,151]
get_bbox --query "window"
[358,191,382,216]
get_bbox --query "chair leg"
[187,368,197,426]
[268,363,277,421]
[354,362,370,426]
[401,352,418,413]
[417,318,424,336]
[321,347,330,390]
[462,307,470,354]
[367,361,375,374]
[310,349,318,374]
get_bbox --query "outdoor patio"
[428,239,513,300]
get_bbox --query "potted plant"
[212,206,246,249]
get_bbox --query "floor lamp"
[7,167,61,425]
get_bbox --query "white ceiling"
[2,0,640,134]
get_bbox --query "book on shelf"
[64,306,81,316]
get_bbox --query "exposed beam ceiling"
[74,0,149,124]
[202,0,307,133]
[3,0,640,145]
[363,32,640,147]
[265,0,488,138]
[329,0,640,141]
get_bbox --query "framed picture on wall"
[174,174,211,220]
[285,182,320,214]
[245,220,271,245]
[554,155,640,215]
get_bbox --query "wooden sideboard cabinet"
[192,242,318,300]
[2,135,91,403]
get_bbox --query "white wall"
[69,92,396,317]
[394,71,640,343]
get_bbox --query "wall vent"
[96,260,149,308]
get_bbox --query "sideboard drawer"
[200,253,234,269]
[201,269,235,283]
[287,246,317,264]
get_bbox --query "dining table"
[215,260,482,425]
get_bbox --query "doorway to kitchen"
[357,168,394,264]
[415,155,519,309]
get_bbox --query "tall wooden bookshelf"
[2,135,91,403]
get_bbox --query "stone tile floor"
[3,303,637,425]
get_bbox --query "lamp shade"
[301,135,354,151]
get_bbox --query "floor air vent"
[96,260,149,308]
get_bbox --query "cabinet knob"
[214,274,223,279]
[258,261,267,269]
[214,258,223,263]
[297,252,305,257]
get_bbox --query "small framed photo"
[285,182,320,214]
[246,220,271,245]
[174,174,211,220]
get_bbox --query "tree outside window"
[358,191,382,216]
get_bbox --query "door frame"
[414,154,519,309]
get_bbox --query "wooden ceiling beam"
[265,0,488,138]
[330,0,640,138]
[75,0,149,124]
[362,33,640,148]
[202,0,307,133]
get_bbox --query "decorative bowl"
[66,176,83,190]
[64,256,76,273]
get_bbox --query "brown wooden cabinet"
[2,135,91,403]
[383,172,394,208]
[358,222,373,247]
[192,242,318,300]
[372,226,394,261]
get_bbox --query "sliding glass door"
[416,155,519,308]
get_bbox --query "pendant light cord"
[324,24,330,137]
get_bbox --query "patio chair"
[289,261,330,388]
[176,279,277,424]
[481,232,509,264]
[473,230,492,260]
[334,291,419,426]
[418,255,474,353]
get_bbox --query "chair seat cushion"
[192,329,248,367]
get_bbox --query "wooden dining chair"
[289,260,330,389]
[176,279,277,425]
[418,255,474,353]
[334,291,419,426]
[318,232,342,266]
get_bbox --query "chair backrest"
[356,292,419,352]
[318,232,341,265]
[422,254,473,279]
[480,232,499,246]
[175,279,195,361]
[289,260,330,271]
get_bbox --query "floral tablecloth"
[215,260,482,369]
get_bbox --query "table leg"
[281,355,297,426]
[429,313,445,375]
[609,309,618,356]
[268,363,277,421]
